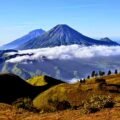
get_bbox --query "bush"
[48,99,71,111]
[12,97,38,112]
[82,95,114,114]
[95,78,106,83]
[56,101,71,110]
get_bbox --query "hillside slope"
[0,73,63,103]
[33,74,120,111]
[0,74,120,120]
[27,75,64,86]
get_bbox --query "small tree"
[87,75,90,79]
[91,71,96,77]
[99,71,105,76]
[95,73,98,77]
[80,79,86,84]
[115,69,118,74]
[108,70,112,75]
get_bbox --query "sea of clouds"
[6,45,120,63]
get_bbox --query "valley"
[0,45,120,83]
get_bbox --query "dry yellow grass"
[33,74,120,111]
[27,76,48,86]
[0,103,120,120]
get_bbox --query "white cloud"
[6,45,120,63]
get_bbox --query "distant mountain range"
[0,24,119,50]
[0,29,45,50]
[19,24,119,50]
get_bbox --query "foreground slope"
[19,24,119,49]
[0,103,120,120]
[33,74,120,111]
[0,74,120,120]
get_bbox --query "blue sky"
[0,0,120,45]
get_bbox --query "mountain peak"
[55,24,70,28]
[54,24,73,30]
[3,24,119,50]
[19,24,119,50]
[48,24,80,38]
[100,37,112,42]
[29,29,45,34]
[0,29,45,50]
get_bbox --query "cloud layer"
[6,45,120,63]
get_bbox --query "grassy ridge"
[27,75,64,86]
[0,73,63,103]
[32,74,120,112]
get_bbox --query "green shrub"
[12,97,38,112]
[56,100,71,110]
[48,99,71,111]
[82,95,114,114]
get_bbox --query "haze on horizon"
[0,0,120,45]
